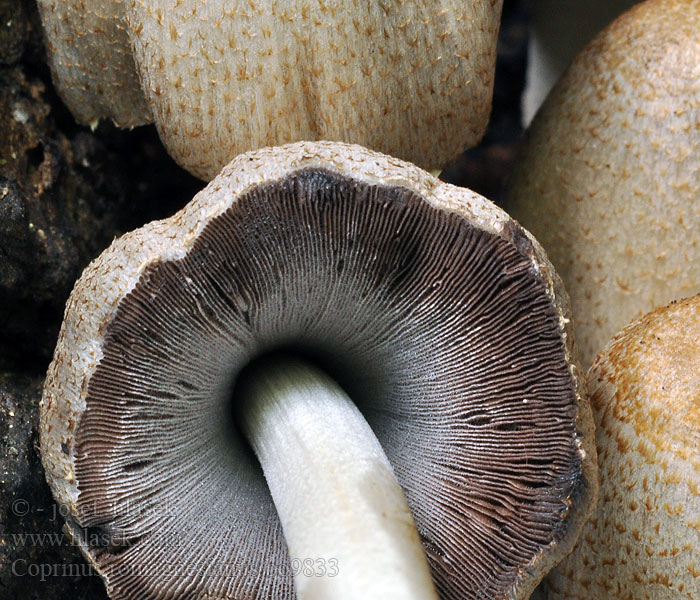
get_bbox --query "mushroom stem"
[236,355,438,600]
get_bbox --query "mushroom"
[40,141,597,599]
[36,0,504,180]
[505,0,700,367]
[545,295,700,599]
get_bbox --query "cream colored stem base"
[237,356,438,600]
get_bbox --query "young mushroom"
[40,141,597,599]
[506,0,700,368]
[545,295,700,599]
[36,0,503,180]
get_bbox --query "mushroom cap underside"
[41,142,596,599]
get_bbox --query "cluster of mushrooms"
[33,0,699,599]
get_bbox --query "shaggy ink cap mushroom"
[41,141,597,600]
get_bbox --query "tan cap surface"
[506,0,700,368]
[37,1,503,180]
[546,295,700,599]
[37,0,152,128]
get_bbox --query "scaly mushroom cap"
[37,0,152,128]
[41,141,596,599]
[546,295,700,599]
[36,0,503,180]
[506,0,700,367]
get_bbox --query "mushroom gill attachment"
[506,0,700,368]
[40,142,596,599]
[545,295,700,599]
[36,0,503,180]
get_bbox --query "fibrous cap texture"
[546,295,700,599]
[506,0,700,368]
[37,0,503,180]
[40,141,596,599]
[37,0,151,128]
